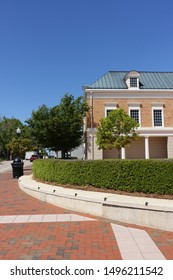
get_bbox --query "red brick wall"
[86,96,173,128]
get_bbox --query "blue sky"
[1,0,173,123]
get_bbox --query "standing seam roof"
[86,71,173,89]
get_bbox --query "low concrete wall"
[19,175,173,232]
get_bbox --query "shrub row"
[32,159,173,195]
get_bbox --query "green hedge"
[32,159,173,195]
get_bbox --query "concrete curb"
[19,175,173,232]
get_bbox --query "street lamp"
[16,127,21,158]
[16,127,21,137]
[11,127,23,178]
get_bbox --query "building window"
[128,103,141,126]
[153,109,163,127]
[104,103,117,117]
[130,77,137,87]
[130,109,139,123]
[106,109,114,117]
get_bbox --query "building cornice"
[85,88,173,93]
[86,127,173,137]
[138,127,173,136]
[84,89,173,99]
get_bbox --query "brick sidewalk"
[0,168,173,260]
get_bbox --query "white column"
[145,136,150,159]
[91,134,94,160]
[167,136,173,158]
[121,147,126,159]
[86,134,94,160]
[93,136,103,159]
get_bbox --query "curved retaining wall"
[19,175,173,232]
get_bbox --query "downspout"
[90,92,94,160]
[90,92,93,129]
[83,88,87,160]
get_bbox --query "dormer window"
[130,77,137,88]
[124,70,140,90]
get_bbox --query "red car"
[30,155,39,162]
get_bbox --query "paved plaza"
[0,162,173,260]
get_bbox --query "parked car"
[25,151,37,160]
[30,154,39,162]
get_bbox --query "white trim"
[128,77,140,90]
[85,88,173,93]
[104,104,117,117]
[104,102,118,106]
[151,102,165,106]
[128,102,141,106]
[145,137,150,159]
[85,91,173,100]
[138,127,173,137]
[87,127,173,137]
[124,71,140,90]
[121,147,126,159]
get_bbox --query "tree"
[0,117,38,159]
[25,105,51,148]
[26,94,89,158]
[6,138,33,159]
[0,117,22,159]
[96,108,139,158]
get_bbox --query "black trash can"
[11,157,24,178]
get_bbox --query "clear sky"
[1,0,173,123]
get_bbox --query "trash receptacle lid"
[13,157,22,163]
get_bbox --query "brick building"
[83,70,173,160]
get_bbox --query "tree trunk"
[118,148,121,159]
[61,148,65,159]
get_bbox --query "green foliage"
[33,159,173,195]
[0,117,30,159]
[27,94,89,158]
[96,109,139,157]
[6,138,33,159]
[26,105,51,148]
[0,117,37,159]
[0,117,21,159]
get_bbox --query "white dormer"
[124,70,140,90]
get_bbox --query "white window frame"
[126,77,139,89]
[152,105,164,127]
[104,103,117,117]
[125,71,140,90]
[128,104,141,127]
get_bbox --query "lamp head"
[16,127,21,134]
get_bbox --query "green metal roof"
[85,71,173,90]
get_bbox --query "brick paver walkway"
[0,165,173,260]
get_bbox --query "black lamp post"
[11,127,23,178]
[16,127,21,158]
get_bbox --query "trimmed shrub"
[32,159,173,195]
